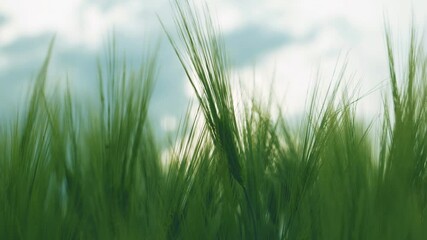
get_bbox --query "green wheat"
[1,0,427,239]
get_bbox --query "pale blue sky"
[0,0,426,132]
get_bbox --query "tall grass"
[1,1,427,239]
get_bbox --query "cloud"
[0,33,54,91]
[1,0,427,126]
[84,0,122,12]
[0,14,6,26]
[224,24,292,67]
[1,33,53,55]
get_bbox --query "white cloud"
[161,114,178,132]
[0,0,165,49]
[1,0,427,121]
[1,0,83,43]
[220,0,427,119]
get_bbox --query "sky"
[0,0,426,133]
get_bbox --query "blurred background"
[0,0,426,133]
